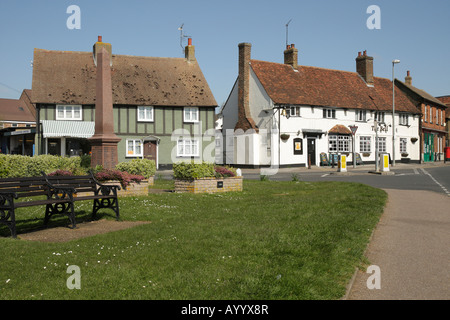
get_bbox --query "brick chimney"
[356,50,374,86]
[234,43,258,132]
[405,70,412,85]
[185,38,195,62]
[93,35,112,66]
[284,44,298,69]
[89,38,121,170]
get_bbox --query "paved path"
[345,189,450,300]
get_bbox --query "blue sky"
[1,0,449,107]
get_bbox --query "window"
[430,107,433,123]
[399,114,409,126]
[184,107,199,123]
[328,135,350,153]
[323,108,336,119]
[435,108,439,124]
[360,136,371,152]
[400,138,407,154]
[177,138,199,157]
[356,110,366,122]
[289,106,300,117]
[126,139,143,157]
[374,111,385,123]
[138,106,153,122]
[441,110,444,125]
[56,105,82,120]
[377,137,386,152]
[424,105,427,122]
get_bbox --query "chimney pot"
[98,36,102,42]
[188,38,192,46]
[356,51,374,86]
[405,70,412,85]
[291,44,295,48]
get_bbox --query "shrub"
[115,159,156,179]
[94,168,145,189]
[0,154,87,178]
[173,162,238,180]
[173,162,215,180]
[214,166,236,178]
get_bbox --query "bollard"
[338,154,347,172]
[380,153,390,172]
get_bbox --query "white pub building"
[218,43,421,168]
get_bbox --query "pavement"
[158,161,450,300]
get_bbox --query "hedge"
[115,158,156,179]
[173,162,236,180]
[0,154,156,179]
[0,154,86,178]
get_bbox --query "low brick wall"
[75,176,154,197]
[174,177,243,194]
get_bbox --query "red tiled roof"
[329,124,352,135]
[250,60,419,114]
[0,91,35,123]
[32,49,217,107]
[436,95,450,106]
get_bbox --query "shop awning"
[41,120,95,138]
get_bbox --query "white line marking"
[421,168,450,197]
[321,174,329,177]
[413,168,419,175]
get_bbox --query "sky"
[1,0,449,109]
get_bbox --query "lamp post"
[392,59,400,167]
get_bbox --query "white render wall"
[219,68,421,167]
[278,107,420,166]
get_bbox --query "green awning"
[41,120,95,138]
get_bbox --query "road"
[241,164,450,197]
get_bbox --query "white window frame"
[184,107,199,123]
[177,138,199,157]
[436,108,439,125]
[56,105,82,121]
[400,138,407,154]
[399,113,409,126]
[323,108,336,119]
[360,136,371,153]
[126,139,143,157]
[374,111,385,123]
[289,106,301,117]
[356,110,366,122]
[377,137,386,152]
[137,106,154,122]
[328,135,350,153]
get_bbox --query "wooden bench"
[44,171,120,220]
[0,176,75,238]
[0,171,120,238]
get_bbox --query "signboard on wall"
[293,138,303,155]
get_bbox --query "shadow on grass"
[0,209,118,238]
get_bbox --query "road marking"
[413,168,419,175]
[321,174,329,177]
[421,168,450,197]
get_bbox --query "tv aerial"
[285,19,292,47]
[178,23,191,53]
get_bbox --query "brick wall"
[175,177,243,194]
[75,177,153,197]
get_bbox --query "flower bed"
[173,162,243,193]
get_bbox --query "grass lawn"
[0,179,386,300]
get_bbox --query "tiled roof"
[329,124,352,135]
[0,95,35,122]
[31,49,217,107]
[435,95,450,107]
[396,80,447,108]
[250,60,419,114]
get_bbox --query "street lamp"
[392,59,400,167]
